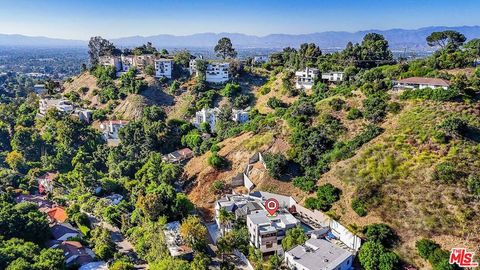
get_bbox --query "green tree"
[363,223,397,247]
[262,153,287,179]
[281,226,307,251]
[32,248,65,270]
[179,216,207,251]
[214,37,237,60]
[88,36,120,65]
[173,50,192,67]
[360,33,393,68]
[110,259,135,270]
[426,31,466,50]
[358,241,398,270]
[190,252,211,270]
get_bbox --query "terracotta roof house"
[394,77,451,90]
[46,207,68,223]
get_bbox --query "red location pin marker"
[265,198,279,216]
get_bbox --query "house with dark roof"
[393,77,451,90]
[50,222,79,241]
[57,241,95,266]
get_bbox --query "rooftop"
[163,221,193,257]
[396,77,451,86]
[50,222,79,240]
[46,207,68,223]
[287,238,353,270]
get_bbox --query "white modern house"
[232,108,249,123]
[285,235,355,270]
[99,55,122,72]
[99,120,129,146]
[247,209,299,255]
[189,59,230,83]
[253,55,268,64]
[120,55,134,72]
[193,108,220,132]
[154,59,173,79]
[322,71,345,83]
[39,99,74,115]
[393,77,451,90]
[295,67,319,90]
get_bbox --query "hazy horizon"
[0,0,479,40]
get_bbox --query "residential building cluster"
[193,107,249,132]
[215,189,360,270]
[295,68,319,90]
[99,54,173,78]
[15,194,100,268]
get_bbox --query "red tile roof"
[47,207,68,223]
[397,77,451,86]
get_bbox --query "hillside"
[181,62,480,267]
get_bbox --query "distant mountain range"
[1,26,480,50]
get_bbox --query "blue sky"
[0,0,478,40]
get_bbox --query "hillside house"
[38,172,58,194]
[33,84,46,95]
[99,120,129,146]
[253,55,268,64]
[163,221,194,260]
[189,59,230,83]
[154,59,173,79]
[162,148,194,163]
[39,98,74,115]
[45,207,68,223]
[48,241,94,266]
[393,77,451,90]
[232,108,249,123]
[120,55,134,72]
[75,108,93,123]
[133,54,155,69]
[193,107,220,132]
[215,194,263,234]
[247,209,299,255]
[50,223,79,241]
[99,55,122,72]
[321,71,345,83]
[295,68,319,90]
[285,235,354,270]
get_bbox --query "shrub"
[267,97,286,109]
[363,223,397,247]
[262,153,287,179]
[208,152,226,169]
[359,241,399,270]
[467,175,480,198]
[416,239,440,260]
[351,198,368,217]
[292,176,316,192]
[306,184,341,211]
[363,94,388,123]
[259,86,271,95]
[387,102,402,114]
[328,98,345,111]
[347,108,363,120]
[210,180,226,195]
[400,87,459,101]
[432,161,464,183]
[438,116,468,138]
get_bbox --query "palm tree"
[218,208,235,235]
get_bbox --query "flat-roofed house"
[39,99,74,115]
[99,120,129,146]
[393,77,451,90]
[247,209,300,255]
[189,59,230,83]
[295,68,319,90]
[163,221,194,261]
[99,56,122,72]
[321,71,345,83]
[154,59,173,79]
[193,108,220,132]
[121,55,134,72]
[285,237,354,270]
[232,108,249,123]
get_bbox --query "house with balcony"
[155,59,173,79]
[193,108,220,132]
[189,59,230,83]
[120,55,135,72]
[321,71,345,83]
[295,68,319,90]
[393,77,451,90]
[39,98,74,115]
[247,209,299,255]
[99,55,122,72]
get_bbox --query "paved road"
[85,213,147,269]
